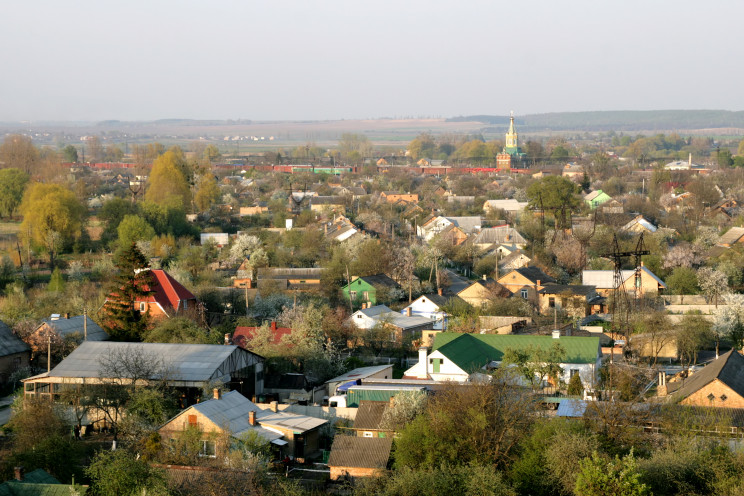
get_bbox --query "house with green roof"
[584,190,611,209]
[403,332,602,388]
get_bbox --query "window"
[721,394,728,402]
[183,300,188,310]
[549,297,555,308]
[188,415,197,427]
[350,291,357,300]
[199,440,216,458]
[363,431,374,438]
[520,289,528,299]
[356,314,362,319]
[570,369,579,378]
[707,393,716,401]
[363,291,370,301]
[139,302,146,312]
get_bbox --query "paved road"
[0,395,15,426]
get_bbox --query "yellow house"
[497,266,556,305]
[581,265,666,297]
[668,350,744,409]
[457,277,511,308]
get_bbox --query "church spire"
[505,111,518,150]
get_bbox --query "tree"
[379,389,428,431]
[102,243,155,341]
[713,293,744,353]
[502,342,566,391]
[99,197,139,246]
[738,138,744,157]
[666,267,699,303]
[0,168,29,218]
[87,449,168,496]
[19,182,85,267]
[48,267,65,292]
[698,267,729,307]
[143,316,213,344]
[676,313,713,367]
[632,311,674,366]
[117,214,155,248]
[574,451,649,496]
[86,136,104,162]
[61,144,78,163]
[393,380,535,469]
[0,134,39,174]
[194,171,221,212]
[145,149,191,210]
[203,144,221,162]
[526,176,580,230]
[338,133,372,163]
[567,371,584,396]
[718,148,734,168]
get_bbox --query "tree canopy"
[145,149,192,210]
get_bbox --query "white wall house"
[404,333,602,389]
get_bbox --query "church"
[496,112,527,170]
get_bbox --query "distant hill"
[447,110,744,131]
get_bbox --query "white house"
[399,293,450,330]
[404,332,602,389]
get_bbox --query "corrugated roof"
[472,227,526,246]
[0,482,87,496]
[327,436,392,469]
[353,401,388,430]
[0,321,30,357]
[40,316,108,341]
[432,333,601,373]
[43,342,261,384]
[556,399,588,417]
[257,410,327,432]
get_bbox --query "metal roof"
[185,391,281,442]
[556,399,588,417]
[432,333,601,373]
[0,320,30,357]
[34,342,262,385]
[39,316,109,341]
[325,365,393,385]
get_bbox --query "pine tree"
[103,243,155,341]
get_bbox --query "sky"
[2,0,743,122]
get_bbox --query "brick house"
[136,269,198,319]
[666,350,744,408]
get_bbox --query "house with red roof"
[232,321,292,350]
[137,269,198,319]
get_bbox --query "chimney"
[552,329,561,339]
[437,287,443,296]
[14,467,23,482]
[537,279,541,287]
[389,396,395,408]
[418,347,429,379]
[248,410,256,426]
[406,307,412,317]
[224,333,231,345]
[688,152,692,166]
[213,388,221,400]
[270,401,279,412]
[65,313,70,319]
[271,321,277,331]
[482,274,487,281]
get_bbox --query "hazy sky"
[2,0,742,122]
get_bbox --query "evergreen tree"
[103,243,155,341]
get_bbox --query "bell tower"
[505,111,519,151]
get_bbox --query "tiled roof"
[141,269,197,312]
[432,333,601,373]
[327,435,393,469]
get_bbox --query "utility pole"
[47,334,51,373]
[83,308,88,341]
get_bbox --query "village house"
[0,320,30,384]
[471,226,527,252]
[417,216,482,241]
[380,192,418,204]
[348,305,432,346]
[621,215,658,234]
[135,269,199,319]
[35,313,109,342]
[341,274,401,307]
[584,190,611,209]
[309,195,346,214]
[404,333,602,389]
[232,321,292,350]
[350,400,394,438]
[717,226,744,247]
[399,293,454,329]
[158,390,327,462]
[498,249,531,272]
[497,266,556,305]
[581,265,666,297]
[457,277,511,308]
[482,199,528,216]
[256,267,326,292]
[663,350,744,408]
[537,284,605,318]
